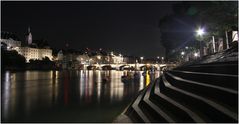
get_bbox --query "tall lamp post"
[157,56,160,71]
[181,51,185,62]
[156,56,160,63]
[140,57,144,64]
[196,27,205,58]
[161,57,164,64]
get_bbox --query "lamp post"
[181,51,185,62]
[194,52,199,59]
[156,56,160,71]
[157,56,160,63]
[140,56,144,64]
[196,27,205,58]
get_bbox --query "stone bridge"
[81,63,176,70]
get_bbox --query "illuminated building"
[1,28,53,63]
[0,31,21,49]
[26,27,32,45]
[111,54,124,64]
[16,47,53,62]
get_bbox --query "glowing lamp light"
[196,28,205,36]
[194,53,198,57]
[97,55,101,59]
[181,51,185,55]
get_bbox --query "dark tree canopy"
[159,1,238,60]
[1,49,26,70]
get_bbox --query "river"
[1,70,160,122]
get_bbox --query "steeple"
[27,26,32,45]
[28,27,31,33]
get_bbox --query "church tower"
[27,27,32,45]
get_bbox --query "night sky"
[2,1,176,57]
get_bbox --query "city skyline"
[1,1,179,58]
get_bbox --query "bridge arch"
[119,65,135,70]
[102,65,112,70]
[87,65,97,70]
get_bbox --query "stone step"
[191,61,238,66]
[169,70,238,90]
[126,88,150,122]
[176,64,238,75]
[160,75,237,122]
[140,81,176,122]
[151,78,205,122]
[164,72,238,111]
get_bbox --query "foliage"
[1,49,26,69]
[158,1,238,60]
[193,1,238,41]
[29,57,56,70]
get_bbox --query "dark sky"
[2,1,175,58]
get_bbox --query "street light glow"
[97,55,101,59]
[140,57,144,60]
[194,53,198,57]
[181,51,185,55]
[196,28,205,36]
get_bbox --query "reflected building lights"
[97,70,102,102]
[88,71,94,102]
[3,71,11,120]
[2,70,148,121]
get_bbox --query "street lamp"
[156,56,160,63]
[194,52,199,59]
[196,28,205,36]
[194,53,198,57]
[140,57,144,63]
[196,27,206,58]
[181,51,185,56]
[181,51,185,62]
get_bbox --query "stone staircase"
[123,61,238,123]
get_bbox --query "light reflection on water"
[1,70,160,122]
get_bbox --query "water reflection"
[1,70,159,122]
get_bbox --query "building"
[16,47,53,63]
[0,31,21,49]
[57,50,64,61]
[55,49,83,69]
[26,27,32,45]
[111,54,124,64]
[1,28,53,63]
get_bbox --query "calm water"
[1,70,160,122]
